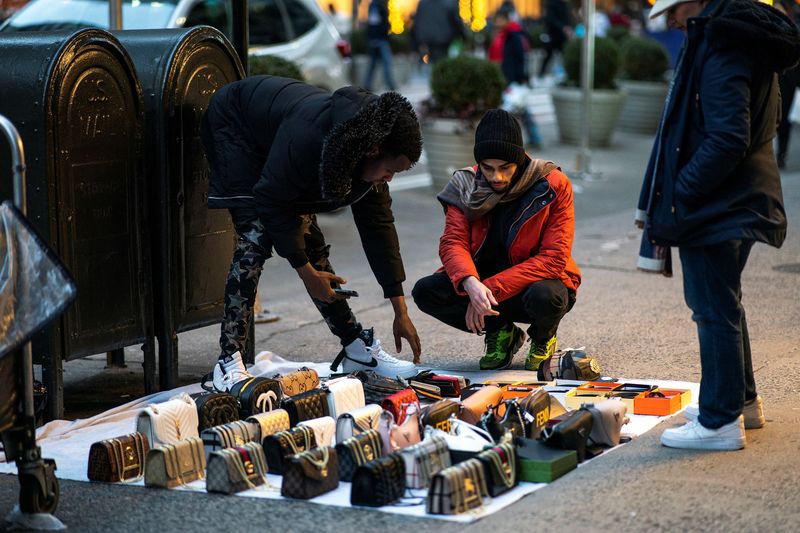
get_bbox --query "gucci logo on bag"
[244,460,255,475]
[364,444,374,462]
[255,391,278,413]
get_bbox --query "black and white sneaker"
[333,328,417,379]
[203,351,254,392]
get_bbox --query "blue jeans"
[363,40,395,91]
[679,240,757,429]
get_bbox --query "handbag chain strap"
[486,443,515,488]
[282,425,315,455]
[109,436,144,482]
[298,446,330,476]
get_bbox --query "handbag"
[410,371,466,399]
[206,442,269,494]
[324,377,365,420]
[350,453,406,507]
[274,366,320,396]
[378,405,421,453]
[426,458,489,515]
[537,349,601,381]
[144,437,206,489]
[350,370,408,405]
[229,377,283,418]
[479,399,526,441]
[335,429,384,482]
[432,420,494,465]
[191,392,240,432]
[458,385,502,425]
[136,393,199,447]
[298,416,337,448]
[200,420,261,459]
[335,403,382,443]
[87,432,149,483]
[419,399,459,432]
[399,434,451,489]
[476,442,518,497]
[583,399,629,447]
[281,446,339,500]
[263,425,317,475]
[246,409,290,439]
[280,389,330,426]
[541,408,594,462]
[518,388,564,439]
[380,387,419,425]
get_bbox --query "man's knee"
[412,276,433,310]
[522,280,569,315]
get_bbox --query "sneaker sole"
[661,433,745,451]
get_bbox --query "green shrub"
[606,25,631,46]
[620,36,670,82]
[563,36,620,89]
[248,55,305,81]
[429,55,505,119]
[388,32,412,54]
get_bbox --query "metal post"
[350,0,359,84]
[232,0,250,76]
[576,0,596,179]
[109,0,123,30]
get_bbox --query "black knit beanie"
[473,109,525,166]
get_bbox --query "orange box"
[634,388,692,416]
[564,382,622,409]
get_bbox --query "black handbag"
[191,392,240,432]
[350,370,408,405]
[350,453,406,507]
[476,442,518,497]
[335,429,384,482]
[541,409,594,462]
[479,399,527,442]
[281,447,339,499]
[229,377,283,418]
[280,389,329,426]
[263,426,317,474]
[537,349,601,381]
[419,399,459,432]
[518,389,558,439]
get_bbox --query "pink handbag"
[378,404,421,453]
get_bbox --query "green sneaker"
[525,335,557,371]
[479,325,525,370]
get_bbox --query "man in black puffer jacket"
[638,0,800,451]
[200,76,423,391]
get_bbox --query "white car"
[0,0,351,89]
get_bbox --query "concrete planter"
[551,87,627,146]
[617,80,668,134]
[421,117,477,191]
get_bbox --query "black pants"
[218,209,361,359]
[412,271,575,343]
[778,69,798,162]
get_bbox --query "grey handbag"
[399,434,451,489]
[582,399,630,447]
[206,442,269,494]
[426,458,490,515]
[144,437,206,489]
[335,404,382,443]
[201,420,261,459]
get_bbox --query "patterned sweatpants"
[218,209,362,360]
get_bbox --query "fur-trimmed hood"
[319,91,422,201]
[705,0,800,73]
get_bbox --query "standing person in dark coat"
[363,0,396,91]
[637,0,800,450]
[488,7,528,85]
[538,0,573,77]
[413,0,465,64]
[200,76,423,391]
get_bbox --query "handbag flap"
[346,404,383,432]
[203,420,260,448]
[277,367,320,396]
[298,416,336,448]
[477,442,517,490]
[381,388,420,425]
[420,399,459,431]
[342,429,383,464]
[247,409,290,437]
[390,409,421,449]
[283,389,330,421]
[459,385,502,424]
[293,447,336,481]
[161,437,206,479]
[138,393,200,445]
[585,399,629,446]
[278,426,317,455]
[326,378,365,417]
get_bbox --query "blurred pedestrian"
[363,0,396,91]
[776,0,800,169]
[413,0,465,64]
[638,0,798,451]
[539,0,573,77]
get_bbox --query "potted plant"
[420,55,505,190]
[249,55,305,81]
[617,36,670,134]
[551,36,626,146]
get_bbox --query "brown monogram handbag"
[87,432,149,483]
[274,367,320,396]
[281,447,339,499]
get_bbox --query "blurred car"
[0,0,351,89]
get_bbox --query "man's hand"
[295,263,347,303]
[465,301,499,334]
[462,277,499,333]
[390,296,422,364]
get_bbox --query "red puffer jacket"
[439,167,581,303]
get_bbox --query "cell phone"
[334,288,359,297]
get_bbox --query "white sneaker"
[683,396,765,429]
[339,328,417,379]
[661,416,746,451]
[253,309,281,324]
[210,351,254,392]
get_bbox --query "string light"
[471,0,486,31]
[388,0,404,33]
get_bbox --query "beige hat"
[649,0,693,19]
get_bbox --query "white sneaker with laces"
[339,328,417,379]
[661,416,746,451]
[212,351,254,392]
[683,396,764,429]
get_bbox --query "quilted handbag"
[426,458,490,515]
[298,416,337,448]
[378,406,421,453]
[325,377,365,420]
[537,349,601,381]
[206,442,269,494]
[541,409,594,462]
[399,434,451,489]
[350,370,408,405]
[335,429,384,482]
[274,367,320,396]
[87,432,149,483]
[582,399,629,447]
[281,447,339,500]
[246,409,290,440]
[191,392,240,432]
[229,377,283,418]
[419,399,459,433]
[263,425,317,474]
[136,393,199,447]
[280,389,329,426]
[144,437,206,489]
[519,389,564,439]
[335,404,382,443]
[458,385,502,425]
[380,388,419,425]
[479,399,527,442]
[350,453,406,507]
[200,420,261,459]
[476,442,518,497]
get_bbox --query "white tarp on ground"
[0,351,699,523]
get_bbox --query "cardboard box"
[634,388,692,416]
[516,438,577,483]
[564,382,622,409]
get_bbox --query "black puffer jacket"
[201,76,421,297]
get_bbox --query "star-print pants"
[218,208,362,359]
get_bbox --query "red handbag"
[380,388,420,425]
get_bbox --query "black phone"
[334,288,359,297]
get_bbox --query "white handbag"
[324,377,365,420]
[335,404,382,443]
[399,433,451,489]
[136,393,199,447]
[246,409,291,439]
[298,416,337,447]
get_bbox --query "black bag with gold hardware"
[281,447,339,499]
[335,429,384,481]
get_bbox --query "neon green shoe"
[525,335,557,371]
[479,325,525,370]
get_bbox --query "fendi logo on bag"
[256,391,278,413]
[536,407,549,428]
[434,419,451,432]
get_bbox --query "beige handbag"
[136,393,199,447]
[335,404,382,443]
[325,377,365,419]
[144,437,206,489]
[426,458,489,515]
[378,405,421,453]
[246,409,291,441]
[298,416,337,448]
